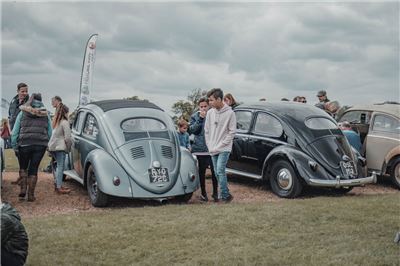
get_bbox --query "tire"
[174,193,193,203]
[87,165,109,207]
[52,158,67,181]
[389,157,400,189]
[269,159,302,198]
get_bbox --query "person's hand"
[199,110,206,119]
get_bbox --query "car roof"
[237,101,330,121]
[88,100,163,112]
[344,103,400,118]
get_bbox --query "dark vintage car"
[57,100,199,207]
[226,102,377,198]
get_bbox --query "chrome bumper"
[308,172,377,188]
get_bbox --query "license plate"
[148,168,169,183]
[340,161,356,177]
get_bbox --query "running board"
[226,168,262,180]
[63,170,84,185]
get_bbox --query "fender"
[84,149,133,197]
[262,145,331,184]
[382,146,400,175]
[179,147,199,193]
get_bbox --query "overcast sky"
[1,2,399,116]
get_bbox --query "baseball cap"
[317,90,327,97]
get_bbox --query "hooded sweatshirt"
[204,103,236,156]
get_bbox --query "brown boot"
[55,187,71,194]
[11,170,25,185]
[27,175,38,202]
[18,171,28,200]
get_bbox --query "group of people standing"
[177,88,237,203]
[6,82,72,202]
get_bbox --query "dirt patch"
[1,171,398,218]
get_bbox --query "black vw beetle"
[226,102,376,198]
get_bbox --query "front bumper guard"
[309,172,377,188]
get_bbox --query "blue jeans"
[211,151,231,199]
[53,151,66,189]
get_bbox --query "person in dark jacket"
[11,93,52,202]
[8,83,29,131]
[8,83,29,185]
[1,201,29,266]
[189,97,218,202]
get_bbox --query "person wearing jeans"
[11,93,52,202]
[204,88,236,202]
[48,103,71,194]
[189,97,218,202]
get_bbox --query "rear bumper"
[308,172,377,188]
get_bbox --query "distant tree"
[171,88,207,124]
[124,96,148,102]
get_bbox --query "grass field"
[24,194,399,265]
[4,149,51,171]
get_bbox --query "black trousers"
[197,155,218,197]
[18,145,46,176]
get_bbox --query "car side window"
[235,111,252,132]
[339,111,371,124]
[73,111,85,133]
[82,114,99,139]
[253,112,283,138]
[372,114,400,134]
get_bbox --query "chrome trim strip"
[367,135,400,142]
[308,172,377,188]
[235,133,287,145]
[226,168,262,179]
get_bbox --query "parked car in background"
[337,102,400,188]
[226,102,376,198]
[57,100,199,206]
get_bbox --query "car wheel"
[52,158,67,181]
[87,165,109,207]
[175,193,193,203]
[270,160,302,198]
[390,157,400,189]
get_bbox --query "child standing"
[177,119,190,150]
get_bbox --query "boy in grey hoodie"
[204,88,236,202]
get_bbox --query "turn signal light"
[308,161,318,171]
[113,176,121,186]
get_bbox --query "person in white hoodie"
[204,88,236,202]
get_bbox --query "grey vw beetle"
[57,100,199,207]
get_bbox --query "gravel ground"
[1,171,398,218]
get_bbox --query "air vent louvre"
[130,146,145,159]
[161,145,173,159]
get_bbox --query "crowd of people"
[1,82,365,264]
[2,83,73,202]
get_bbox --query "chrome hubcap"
[277,168,293,190]
[395,163,400,183]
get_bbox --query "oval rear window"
[305,117,337,130]
[121,118,166,131]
